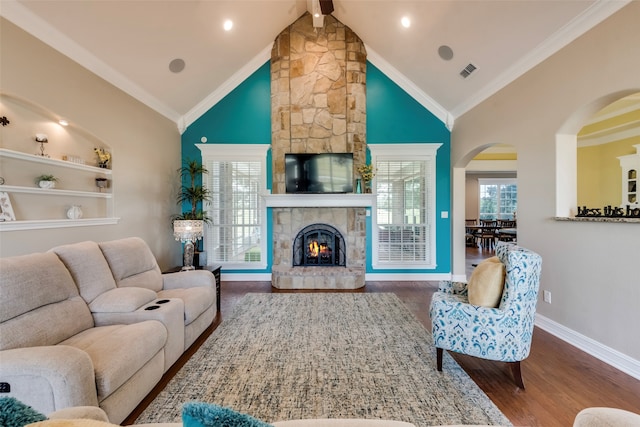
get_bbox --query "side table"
[163,264,221,312]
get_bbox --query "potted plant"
[36,174,58,189]
[173,159,212,267]
[357,164,376,193]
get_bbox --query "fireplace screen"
[293,223,346,267]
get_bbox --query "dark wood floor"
[126,247,640,426]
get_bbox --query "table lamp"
[173,219,204,271]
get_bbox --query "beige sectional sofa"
[0,238,217,424]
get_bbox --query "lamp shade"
[173,219,204,243]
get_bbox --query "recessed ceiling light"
[58,119,68,126]
[223,20,233,31]
[169,58,186,73]
[401,16,411,28]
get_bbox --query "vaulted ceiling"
[0,0,630,131]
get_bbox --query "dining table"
[465,224,517,248]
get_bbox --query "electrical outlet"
[543,290,552,304]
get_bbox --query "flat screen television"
[285,153,353,194]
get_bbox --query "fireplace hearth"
[293,223,346,267]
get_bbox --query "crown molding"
[180,44,273,134]
[0,0,181,123]
[365,45,454,130]
[450,0,631,119]
[577,124,640,147]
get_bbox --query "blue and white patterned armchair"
[429,242,542,388]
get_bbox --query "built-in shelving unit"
[618,144,639,208]
[0,148,119,231]
[0,185,112,199]
[0,148,113,175]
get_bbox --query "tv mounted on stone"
[285,153,353,194]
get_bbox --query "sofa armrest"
[92,299,185,371]
[0,346,98,415]
[162,270,215,290]
[48,406,109,422]
[574,407,640,427]
[273,420,416,427]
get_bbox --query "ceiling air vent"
[460,63,477,79]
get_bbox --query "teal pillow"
[182,402,273,427]
[0,397,47,427]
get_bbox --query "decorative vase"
[67,205,83,220]
[355,178,362,194]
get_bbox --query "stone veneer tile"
[270,13,367,289]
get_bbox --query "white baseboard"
[535,314,640,380]
[221,273,272,281]
[221,272,453,283]
[364,273,451,282]
[451,274,467,282]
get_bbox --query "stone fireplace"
[269,13,367,289]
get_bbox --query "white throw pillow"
[468,257,505,308]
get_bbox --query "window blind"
[375,159,433,265]
[205,159,263,263]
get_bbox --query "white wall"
[0,19,182,269]
[452,3,640,365]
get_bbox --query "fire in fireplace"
[293,223,346,267]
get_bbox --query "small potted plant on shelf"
[172,159,212,267]
[94,148,111,168]
[36,174,58,189]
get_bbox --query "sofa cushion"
[51,241,117,303]
[89,287,158,313]
[158,286,215,324]
[0,253,94,350]
[182,402,273,427]
[467,257,505,308]
[0,397,46,427]
[60,321,167,401]
[99,238,163,291]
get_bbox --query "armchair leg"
[436,347,443,371]
[509,361,525,389]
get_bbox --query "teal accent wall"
[366,62,452,273]
[182,60,451,275]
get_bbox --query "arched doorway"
[466,144,517,273]
[451,143,517,280]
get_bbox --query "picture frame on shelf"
[0,191,16,221]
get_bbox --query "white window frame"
[478,178,517,220]
[197,143,269,270]
[369,143,441,269]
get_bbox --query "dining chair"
[497,219,517,242]
[479,219,498,249]
[465,219,478,247]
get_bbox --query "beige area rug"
[135,293,511,426]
